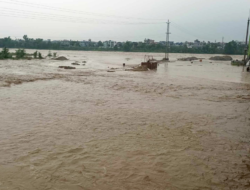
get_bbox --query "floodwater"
[0,50,250,190]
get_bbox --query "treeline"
[0,35,246,55]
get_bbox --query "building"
[103,40,116,48]
[79,40,89,47]
[159,41,166,46]
[144,38,155,44]
[193,39,204,48]
[61,40,70,46]
[174,42,184,47]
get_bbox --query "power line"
[0,0,166,21]
[171,22,213,42]
[0,11,165,25]
[0,7,164,24]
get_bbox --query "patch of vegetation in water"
[0,47,56,60]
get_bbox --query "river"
[0,51,250,190]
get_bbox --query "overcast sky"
[0,0,249,42]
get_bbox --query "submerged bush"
[38,52,43,59]
[0,47,12,59]
[15,49,26,59]
[33,51,38,59]
[47,50,52,57]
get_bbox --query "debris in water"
[231,60,245,66]
[126,65,148,71]
[209,56,232,61]
[58,66,76,69]
[178,57,199,61]
[54,56,68,60]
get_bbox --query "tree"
[23,35,29,42]
[3,37,12,47]
[34,38,43,49]
[224,41,238,54]
[97,41,103,47]
[123,42,132,52]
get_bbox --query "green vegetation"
[38,52,43,59]
[47,50,52,57]
[15,49,26,59]
[224,41,238,54]
[0,47,12,59]
[0,35,246,54]
[231,60,244,66]
[33,51,38,58]
[97,41,103,47]
[0,47,45,60]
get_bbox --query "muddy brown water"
[0,51,250,190]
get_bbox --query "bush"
[15,49,26,59]
[38,52,43,59]
[33,51,38,58]
[47,50,52,57]
[0,47,11,59]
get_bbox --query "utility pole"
[164,20,171,61]
[243,17,250,71]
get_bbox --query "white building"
[103,40,116,48]
[61,40,70,46]
[79,41,89,47]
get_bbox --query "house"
[92,42,98,47]
[184,41,193,48]
[159,41,166,46]
[174,42,184,47]
[103,40,116,48]
[144,38,155,44]
[116,42,123,48]
[51,40,60,44]
[169,41,174,46]
[193,39,204,48]
[61,40,70,46]
[79,41,89,47]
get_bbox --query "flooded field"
[0,50,250,190]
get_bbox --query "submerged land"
[0,50,250,190]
